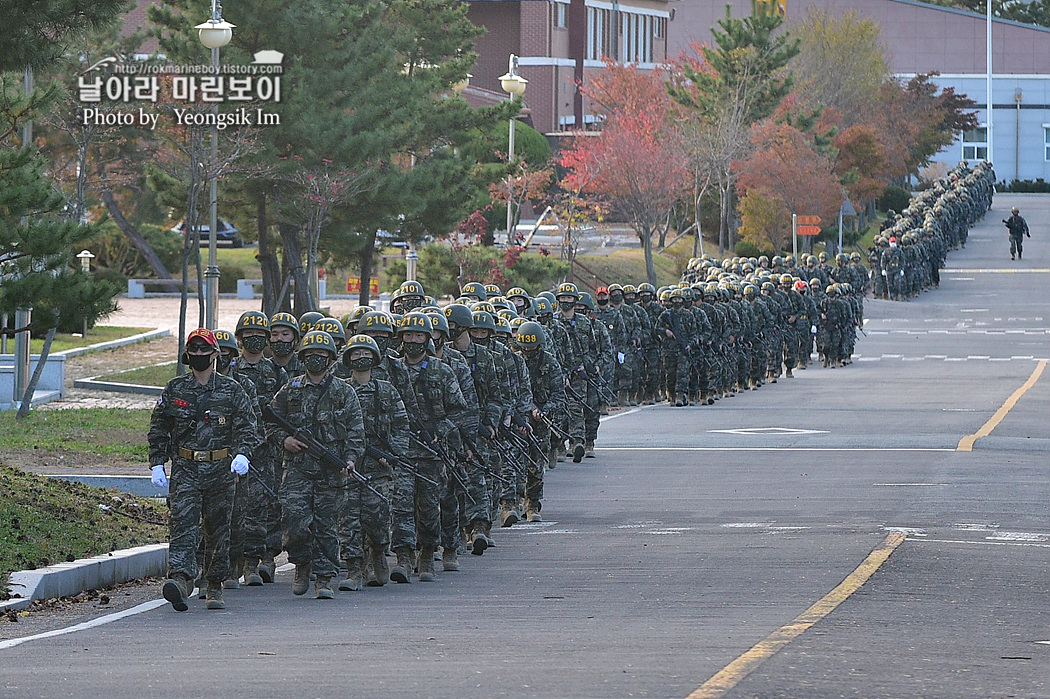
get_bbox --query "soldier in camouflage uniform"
[338,334,409,590]
[515,321,566,521]
[658,288,698,406]
[593,286,631,406]
[534,296,577,467]
[393,312,471,583]
[149,328,258,611]
[211,329,263,593]
[268,330,365,599]
[264,312,302,563]
[230,312,286,585]
[556,284,602,458]
[446,303,504,551]
[635,283,664,404]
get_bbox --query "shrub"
[877,185,911,214]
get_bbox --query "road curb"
[57,328,170,359]
[72,378,164,396]
[2,544,168,612]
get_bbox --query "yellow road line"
[685,532,906,699]
[957,360,1046,452]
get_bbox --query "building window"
[962,127,987,161]
[587,8,608,60]
[555,3,566,29]
[1045,127,1050,161]
[619,11,654,63]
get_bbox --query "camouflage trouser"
[266,458,285,558]
[391,457,444,551]
[229,449,273,564]
[170,457,235,585]
[642,346,662,399]
[1010,234,1024,257]
[281,464,344,579]
[584,381,601,442]
[338,473,392,561]
[526,421,548,504]
[662,349,691,396]
[782,325,800,370]
[750,339,766,383]
[442,455,487,551]
[566,376,588,444]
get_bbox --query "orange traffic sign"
[346,276,380,294]
[797,215,822,226]
[797,225,822,236]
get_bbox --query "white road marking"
[873,483,946,487]
[953,523,999,532]
[986,532,1049,542]
[0,599,167,650]
[721,523,770,528]
[707,427,828,435]
[914,539,1050,549]
[598,447,955,452]
[884,527,927,536]
[599,406,647,422]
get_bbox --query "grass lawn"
[30,326,153,354]
[0,463,166,583]
[96,362,177,387]
[574,248,683,288]
[0,408,151,460]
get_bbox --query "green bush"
[734,240,774,258]
[218,264,247,293]
[997,178,1050,193]
[877,185,911,214]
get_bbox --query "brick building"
[465,0,671,133]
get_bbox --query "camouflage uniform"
[149,372,258,587]
[269,375,366,582]
[519,343,565,516]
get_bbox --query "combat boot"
[572,441,585,463]
[390,546,414,584]
[338,557,365,591]
[292,562,312,596]
[417,546,438,582]
[162,575,190,612]
[585,440,596,458]
[369,546,390,586]
[196,576,207,599]
[205,581,225,610]
[785,367,793,378]
[315,576,335,599]
[499,500,520,527]
[469,523,489,556]
[224,556,242,589]
[442,547,460,572]
[258,555,276,584]
[524,499,542,523]
[243,558,264,587]
[547,450,557,470]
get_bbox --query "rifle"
[460,432,514,486]
[263,405,389,504]
[410,422,476,504]
[565,383,600,417]
[247,468,279,500]
[366,439,441,487]
[510,410,551,456]
[536,411,570,441]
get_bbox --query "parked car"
[170,218,243,248]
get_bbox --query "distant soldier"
[1004,207,1030,260]
[149,328,258,611]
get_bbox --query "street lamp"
[77,250,95,336]
[195,0,234,330]
[499,55,527,243]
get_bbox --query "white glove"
[151,465,168,488]
[811,325,817,334]
[231,454,250,476]
[617,352,625,364]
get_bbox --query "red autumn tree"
[557,63,687,285]
[736,120,841,225]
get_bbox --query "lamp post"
[499,55,527,244]
[195,0,234,330]
[77,250,95,337]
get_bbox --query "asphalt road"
[1,194,1048,698]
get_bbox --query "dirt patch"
[10,448,146,476]
[61,336,179,384]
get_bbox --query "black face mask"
[610,293,623,304]
[241,335,267,355]
[597,298,609,307]
[559,301,575,312]
[402,340,428,358]
[185,353,214,372]
[216,352,234,373]
[270,340,295,358]
[302,354,330,375]
[371,335,391,355]
[348,356,374,372]
[671,301,684,310]
[473,335,491,347]
[450,326,468,341]
[538,315,551,326]
[433,337,445,352]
